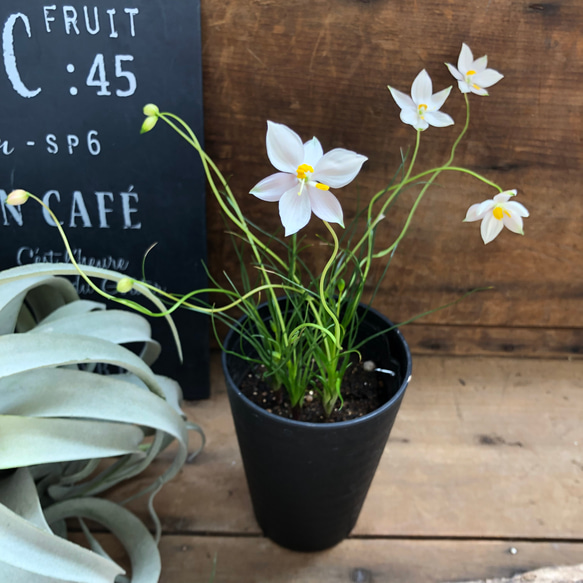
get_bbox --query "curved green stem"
[445,93,470,166]
[28,194,118,302]
[319,222,343,349]
[159,112,290,344]
[367,129,422,224]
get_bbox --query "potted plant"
[0,263,204,581]
[6,43,529,551]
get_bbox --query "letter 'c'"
[3,13,41,98]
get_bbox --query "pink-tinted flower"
[250,122,367,236]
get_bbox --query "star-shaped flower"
[464,190,529,244]
[250,122,367,236]
[388,69,454,131]
[446,43,504,96]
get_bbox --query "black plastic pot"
[222,301,412,552]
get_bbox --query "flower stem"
[159,112,290,344]
[319,221,343,349]
[445,92,471,166]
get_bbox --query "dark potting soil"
[239,359,401,423]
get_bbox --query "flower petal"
[388,86,415,111]
[481,212,504,244]
[505,200,529,218]
[457,43,474,74]
[425,111,455,128]
[410,114,429,131]
[464,202,486,222]
[411,69,433,105]
[303,137,324,167]
[266,121,304,173]
[472,68,504,89]
[457,80,471,93]
[429,86,452,111]
[493,190,517,203]
[306,186,344,227]
[250,172,298,201]
[279,186,312,236]
[473,199,496,218]
[465,200,496,221]
[313,148,367,188]
[399,107,422,128]
[470,85,490,96]
[445,62,463,82]
[502,210,525,235]
[473,55,488,73]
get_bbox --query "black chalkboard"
[0,1,209,399]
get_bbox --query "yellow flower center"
[418,103,428,118]
[493,206,511,220]
[295,163,329,194]
[467,69,476,76]
[296,163,314,180]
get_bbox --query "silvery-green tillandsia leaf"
[23,280,79,323]
[0,468,51,532]
[0,263,183,361]
[0,415,144,470]
[0,482,124,583]
[15,302,36,333]
[77,519,131,583]
[154,374,185,416]
[78,517,111,560]
[39,299,106,324]
[118,372,186,418]
[44,497,161,583]
[0,367,191,498]
[0,333,166,398]
[0,275,79,335]
[57,459,102,486]
[0,290,27,335]
[31,309,162,367]
[0,561,75,582]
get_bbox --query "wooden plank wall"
[192,0,582,358]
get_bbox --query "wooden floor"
[116,353,583,582]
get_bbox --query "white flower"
[446,43,504,96]
[464,190,529,244]
[250,121,367,236]
[388,69,454,131]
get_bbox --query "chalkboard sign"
[0,1,209,399]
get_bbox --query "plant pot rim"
[222,302,412,430]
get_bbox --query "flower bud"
[141,116,158,134]
[116,277,134,294]
[143,103,159,117]
[5,189,30,206]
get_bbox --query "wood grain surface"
[183,0,583,357]
[154,539,583,583]
[98,353,583,581]
[82,534,583,583]
[111,353,583,540]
